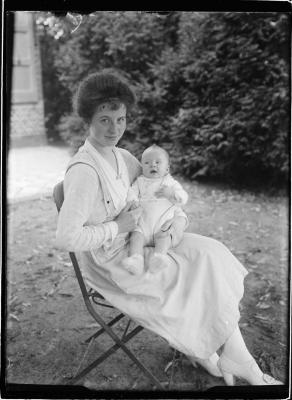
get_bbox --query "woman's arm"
[56,164,142,252]
[56,164,119,252]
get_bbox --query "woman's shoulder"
[117,147,140,165]
[65,148,100,185]
[68,146,93,165]
[117,147,142,183]
[66,144,98,173]
[65,162,100,188]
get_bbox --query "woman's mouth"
[106,136,119,140]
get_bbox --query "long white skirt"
[79,232,248,359]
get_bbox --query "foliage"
[53,12,167,91]
[57,113,87,154]
[37,15,72,141]
[171,12,290,183]
[38,11,290,184]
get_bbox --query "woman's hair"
[74,70,136,123]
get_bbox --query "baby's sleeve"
[171,179,188,205]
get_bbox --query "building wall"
[10,11,46,146]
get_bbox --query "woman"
[56,70,282,386]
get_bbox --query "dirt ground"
[5,179,289,392]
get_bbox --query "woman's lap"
[172,232,230,258]
[170,232,247,279]
[84,231,248,358]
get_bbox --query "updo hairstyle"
[74,70,136,124]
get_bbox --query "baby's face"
[141,149,169,179]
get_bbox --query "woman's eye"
[100,118,109,124]
[118,117,126,123]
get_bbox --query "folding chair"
[53,181,165,390]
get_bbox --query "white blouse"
[55,140,134,252]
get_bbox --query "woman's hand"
[154,215,187,247]
[115,202,142,234]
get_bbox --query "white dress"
[56,139,248,359]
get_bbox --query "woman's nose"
[109,122,119,134]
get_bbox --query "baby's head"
[141,145,170,179]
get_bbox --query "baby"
[122,144,188,275]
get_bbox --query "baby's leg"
[129,231,144,257]
[154,234,172,255]
[122,231,145,275]
[149,234,172,273]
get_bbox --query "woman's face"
[89,102,127,148]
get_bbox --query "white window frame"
[11,11,38,103]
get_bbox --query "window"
[12,12,38,103]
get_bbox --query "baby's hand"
[155,185,175,202]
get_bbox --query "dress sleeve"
[55,164,118,252]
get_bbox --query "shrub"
[39,11,290,185]
[58,114,87,154]
[168,12,290,183]
[37,15,72,142]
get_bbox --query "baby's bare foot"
[122,254,144,275]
